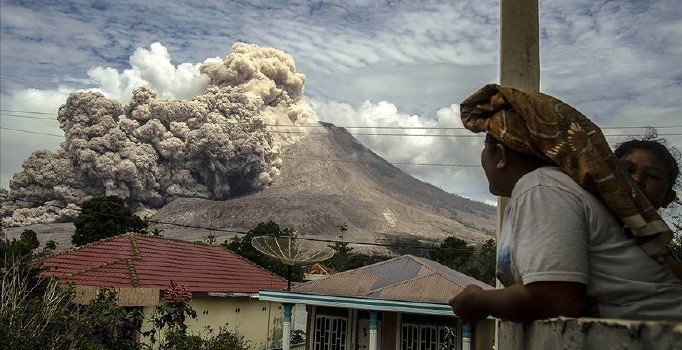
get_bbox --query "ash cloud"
[2,43,317,226]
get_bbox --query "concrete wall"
[498,317,682,350]
[142,295,284,350]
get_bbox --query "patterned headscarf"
[460,84,675,265]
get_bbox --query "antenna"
[251,235,335,290]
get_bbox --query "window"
[401,323,457,350]
[314,314,348,350]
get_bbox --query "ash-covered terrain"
[153,122,495,248]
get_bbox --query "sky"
[1,0,681,207]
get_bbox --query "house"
[40,233,289,349]
[259,255,495,350]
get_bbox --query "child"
[614,134,681,274]
[614,136,679,211]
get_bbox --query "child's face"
[620,149,671,209]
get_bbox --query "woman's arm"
[449,281,586,323]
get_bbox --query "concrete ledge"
[499,317,682,350]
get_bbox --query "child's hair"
[613,129,680,194]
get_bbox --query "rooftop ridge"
[125,257,139,287]
[40,232,289,292]
[410,255,493,289]
[130,233,141,259]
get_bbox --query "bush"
[143,281,251,350]
[0,265,142,350]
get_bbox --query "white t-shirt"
[496,166,682,321]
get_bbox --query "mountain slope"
[154,123,495,248]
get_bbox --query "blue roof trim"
[258,289,457,316]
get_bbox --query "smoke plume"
[2,43,317,226]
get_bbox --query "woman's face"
[620,148,672,209]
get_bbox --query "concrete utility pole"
[497,0,539,349]
[498,0,540,227]
[500,0,540,91]
[497,0,540,270]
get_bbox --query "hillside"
[153,123,495,249]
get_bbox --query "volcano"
[152,122,495,250]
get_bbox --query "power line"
[0,113,57,120]
[0,109,55,115]
[0,127,63,137]
[3,109,682,130]
[280,156,481,167]
[1,195,488,252]
[3,126,680,139]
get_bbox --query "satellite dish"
[251,235,335,290]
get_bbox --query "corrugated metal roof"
[40,233,288,293]
[292,255,493,304]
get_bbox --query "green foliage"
[143,283,251,350]
[0,264,76,350]
[385,235,436,256]
[1,237,35,267]
[428,236,474,268]
[325,241,391,272]
[222,221,304,282]
[19,229,39,250]
[78,289,144,350]
[0,265,142,350]
[72,195,148,246]
[1,229,57,268]
[202,326,251,350]
[429,237,497,286]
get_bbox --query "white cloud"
[86,42,215,102]
[1,0,680,207]
[311,98,493,202]
[0,42,218,187]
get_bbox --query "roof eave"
[258,289,456,316]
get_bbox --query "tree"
[72,196,148,246]
[1,229,51,268]
[429,236,497,286]
[325,245,391,272]
[463,239,497,286]
[19,230,39,250]
[222,221,304,282]
[428,236,474,270]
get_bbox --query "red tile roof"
[40,233,287,293]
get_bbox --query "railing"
[498,317,682,350]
